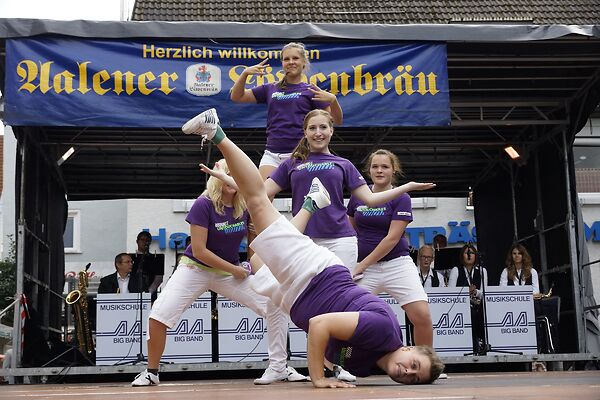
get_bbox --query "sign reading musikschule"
[4,39,449,128]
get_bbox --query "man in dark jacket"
[98,253,142,294]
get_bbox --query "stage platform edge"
[0,353,598,378]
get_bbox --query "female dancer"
[131,160,306,386]
[181,108,443,388]
[499,244,540,296]
[447,244,488,353]
[347,149,433,346]
[230,42,343,180]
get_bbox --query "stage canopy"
[0,20,598,199]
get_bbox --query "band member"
[417,246,445,288]
[98,253,142,294]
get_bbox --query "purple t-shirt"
[183,196,249,266]
[290,265,403,377]
[347,192,413,262]
[269,153,366,238]
[252,82,328,153]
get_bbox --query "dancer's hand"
[309,85,337,104]
[232,266,249,279]
[199,163,227,180]
[312,377,355,389]
[404,181,436,192]
[352,263,367,281]
[243,59,269,76]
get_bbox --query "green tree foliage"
[0,236,16,326]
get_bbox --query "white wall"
[1,126,16,260]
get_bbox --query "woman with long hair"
[347,149,433,346]
[499,244,539,295]
[230,42,343,180]
[131,159,307,387]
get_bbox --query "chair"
[534,296,560,353]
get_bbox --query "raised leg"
[212,136,280,233]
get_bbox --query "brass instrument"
[534,286,553,300]
[66,267,95,355]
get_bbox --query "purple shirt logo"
[271,91,301,100]
[356,205,386,217]
[296,161,335,172]
[214,221,246,234]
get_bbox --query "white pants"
[250,216,343,314]
[150,263,288,372]
[312,236,358,273]
[357,255,428,306]
[259,149,293,168]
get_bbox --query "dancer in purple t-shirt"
[230,42,343,181]
[182,108,443,388]
[131,159,308,387]
[347,149,434,347]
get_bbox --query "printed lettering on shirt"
[357,205,386,216]
[214,221,246,234]
[397,211,412,217]
[296,161,335,172]
[271,92,301,100]
[338,346,352,366]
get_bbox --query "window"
[64,210,81,253]
[574,118,600,193]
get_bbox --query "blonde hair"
[505,243,533,281]
[418,245,435,262]
[277,42,310,89]
[201,159,246,219]
[364,149,404,185]
[291,109,334,162]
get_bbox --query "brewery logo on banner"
[186,63,221,96]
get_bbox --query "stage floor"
[1,371,599,400]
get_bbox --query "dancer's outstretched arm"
[200,163,284,200]
[352,182,435,208]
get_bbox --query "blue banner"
[4,38,449,128]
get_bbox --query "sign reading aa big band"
[4,38,449,128]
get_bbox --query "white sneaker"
[438,372,448,379]
[182,108,219,138]
[254,366,288,385]
[286,366,310,382]
[131,369,160,386]
[305,177,331,209]
[334,364,356,382]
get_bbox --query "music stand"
[433,247,462,272]
[116,253,165,365]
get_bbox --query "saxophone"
[66,267,95,355]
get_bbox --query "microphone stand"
[116,251,148,365]
[465,250,522,356]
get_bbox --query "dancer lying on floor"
[182,109,444,388]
